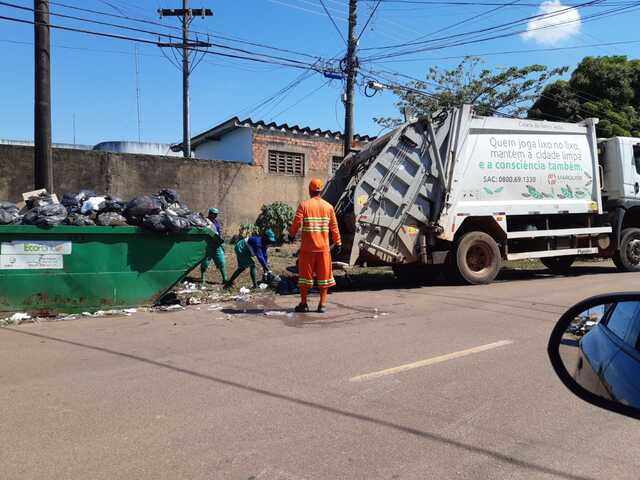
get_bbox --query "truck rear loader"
[324,105,640,284]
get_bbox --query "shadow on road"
[3,327,597,480]
[319,264,620,294]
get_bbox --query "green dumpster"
[0,225,222,314]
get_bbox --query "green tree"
[529,56,640,137]
[374,57,567,128]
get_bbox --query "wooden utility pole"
[34,0,53,191]
[158,2,212,158]
[343,0,357,158]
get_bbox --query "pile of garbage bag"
[0,188,211,234]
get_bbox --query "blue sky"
[1,0,639,145]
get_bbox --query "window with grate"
[331,156,343,174]
[268,150,305,176]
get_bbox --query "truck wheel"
[454,232,502,285]
[617,228,640,272]
[540,256,575,274]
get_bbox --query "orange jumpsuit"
[289,196,342,290]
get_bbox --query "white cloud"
[521,0,582,45]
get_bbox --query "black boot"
[294,303,310,313]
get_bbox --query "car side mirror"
[548,292,640,420]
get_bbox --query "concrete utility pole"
[34,0,53,191]
[158,2,212,158]
[343,0,358,158]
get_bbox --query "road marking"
[349,340,514,382]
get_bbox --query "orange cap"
[309,178,324,192]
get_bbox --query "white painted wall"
[194,127,253,163]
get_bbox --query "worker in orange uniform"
[288,178,342,313]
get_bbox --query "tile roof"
[172,117,375,151]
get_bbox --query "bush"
[238,222,259,238]
[255,202,295,242]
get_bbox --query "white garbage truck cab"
[599,137,640,271]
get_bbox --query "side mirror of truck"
[548,293,640,420]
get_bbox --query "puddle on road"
[219,295,386,329]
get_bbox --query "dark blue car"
[574,301,640,408]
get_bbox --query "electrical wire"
[359,0,604,54]
[0,13,332,72]
[46,0,322,59]
[362,0,640,60]
[319,0,347,44]
[357,0,382,41]
[0,1,318,68]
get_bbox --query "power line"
[271,79,333,120]
[372,38,640,63]
[1,1,318,68]
[46,0,322,59]
[362,0,640,60]
[319,0,347,43]
[0,13,331,71]
[357,0,382,41]
[360,0,604,53]
[359,0,634,4]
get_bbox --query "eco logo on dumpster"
[23,243,65,253]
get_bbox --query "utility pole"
[158,2,212,158]
[343,0,358,158]
[34,0,53,191]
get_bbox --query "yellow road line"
[349,340,514,382]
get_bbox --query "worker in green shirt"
[200,207,227,288]
[225,229,276,289]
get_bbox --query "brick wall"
[252,130,345,178]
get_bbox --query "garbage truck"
[323,105,640,284]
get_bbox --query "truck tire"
[540,256,575,274]
[616,228,640,272]
[453,232,502,285]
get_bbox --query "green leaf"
[522,193,531,198]
[484,187,494,195]
[494,186,504,193]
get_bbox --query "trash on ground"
[153,304,186,312]
[259,283,268,290]
[264,310,287,316]
[207,304,223,311]
[239,286,251,295]
[187,297,202,305]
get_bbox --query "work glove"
[332,244,342,255]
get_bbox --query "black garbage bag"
[157,188,180,205]
[96,212,128,226]
[26,192,56,209]
[142,213,168,233]
[166,206,191,217]
[163,214,191,233]
[61,193,81,214]
[22,204,68,227]
[186,212,208,228]
[124,195,163,223]
[65,213,95,226]
[76,190,96,202]
[101,196,126,213]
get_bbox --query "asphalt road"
[2,264,640,479]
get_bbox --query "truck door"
[625,143,640,199]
